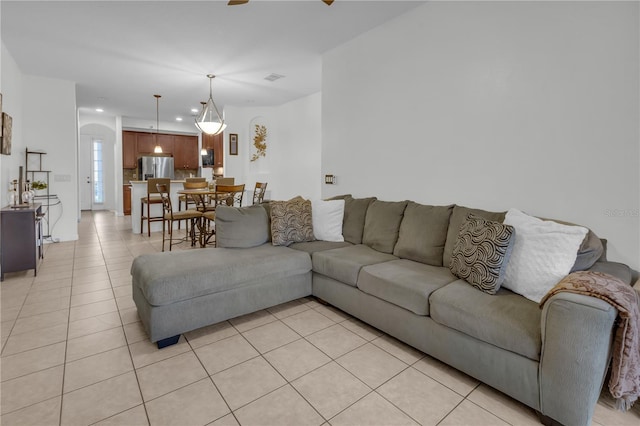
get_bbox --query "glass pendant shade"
[195,74,227,135]
[154,143,163,154]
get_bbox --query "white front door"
[79,135,93,210]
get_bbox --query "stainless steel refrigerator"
[138,156,175,180]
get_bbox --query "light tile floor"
[1,211,639,425]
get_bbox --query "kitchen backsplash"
[122,168,198,182]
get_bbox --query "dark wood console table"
[1,203,43,281]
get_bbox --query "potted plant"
[31,180,47,195]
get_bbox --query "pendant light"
[195,74,227,135]
[199,101,208,155]
[153,94,163,153]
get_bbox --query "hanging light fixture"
[195,74,227,135]
[153,94,163,153]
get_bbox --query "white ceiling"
[2,0,425,123]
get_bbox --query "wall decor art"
[250,124,267,162]
[229,133,238,156]
[1,112,12,155]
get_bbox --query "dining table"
[177,188,218,247]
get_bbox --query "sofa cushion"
[312,244,398,286]
[312,199,345,242]
[131,244,312,307]
[502,208,588,303]
[215,205,270,248]
[393,202,454,266]
[362,200,408,254]
[449,214,515,295]
[430,280,542,360]
[289,240,352,254]
[270,197,314,246]
[443,205,506,268]
[358,259,457,316]
[342,195,376,244]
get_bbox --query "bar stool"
[140,178,170,237]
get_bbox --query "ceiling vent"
[264,73,285,82]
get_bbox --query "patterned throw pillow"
[449,213,516,294]
[270,197,314,246]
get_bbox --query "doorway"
[79,136,104,210]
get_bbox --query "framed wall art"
[1,112,12,155]
[229,133,238,156]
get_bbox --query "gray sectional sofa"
[131,195,633,426]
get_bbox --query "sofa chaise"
[131,195,633,425]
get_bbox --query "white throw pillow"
[312,199,345,242]
[502,208,588,303]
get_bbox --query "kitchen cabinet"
[123,131,137,168]
[133,132,174,156]
[136,133,156,155]
[173,135,199,169]
[202,132,224,168]
[123,185,131,215]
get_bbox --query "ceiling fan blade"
[322,0,334,5]
[228,0,249,5]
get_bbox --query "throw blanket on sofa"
[540,271,640,410]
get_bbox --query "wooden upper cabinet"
[122,131,137,169]
[136,133,156,155]
[202,132,224,168]
[135,133,173,155]
[174,135,199,169]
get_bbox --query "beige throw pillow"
[270,197,314,246]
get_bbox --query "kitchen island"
[129,180,185,234]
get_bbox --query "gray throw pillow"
[443,205,506,268]
[393,202,454,266]
[362,200,408,254]
[342,195,376,244]
[270,197,314,247]
[449,214,516,294]
[215,205,270,248]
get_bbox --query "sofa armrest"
[539,291,617,425]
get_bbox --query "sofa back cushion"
[393,202,454,266]
[215,205,270,248]
[342,195,377,244]
[362,200,408,254]
[443,205,506,268]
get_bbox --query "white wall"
[1,43,24,208]
[23,75,78,241]
[322,1,639,271]
[225,92,322,201]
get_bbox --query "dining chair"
[178,180,209,229]
[215,177,235,186]
[157,184,203,251]
[140,178,170,237]
[252,182,268,204]
[178,177,207,212]
[201,184,245,247]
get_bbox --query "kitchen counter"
[130,180,187,234]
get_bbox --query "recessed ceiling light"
[176,117,183,121]
[95,108,104,112]
[191,108,199,113]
